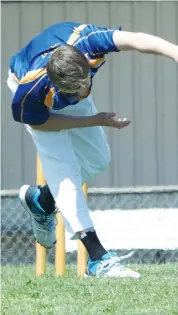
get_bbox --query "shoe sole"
[19,185,56,249]
[19,185,32,215]
[84,273,141,279]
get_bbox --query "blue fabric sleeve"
[78,24,122,56]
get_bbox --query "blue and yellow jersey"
[10,22,121,125]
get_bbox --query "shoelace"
[34,211,58,232]
[96,251,134,275]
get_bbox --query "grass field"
[2,263,178,315]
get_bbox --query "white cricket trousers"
[7,70,111,239]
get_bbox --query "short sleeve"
[77,24,122,56]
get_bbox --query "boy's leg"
[19,126,94,249]
[60,97,140,278]
[28,126,94,236]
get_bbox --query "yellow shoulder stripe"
[67,24,87,45]
[19,68,47,84]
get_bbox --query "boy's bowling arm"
[113,30,178,62]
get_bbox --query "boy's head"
[46,45,91,97]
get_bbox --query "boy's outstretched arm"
[113,31,178,62]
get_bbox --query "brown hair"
[46,45,90,93]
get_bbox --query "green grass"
[2,264,178,315]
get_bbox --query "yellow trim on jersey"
[44,87,55,108]
[67,24,87,45]
[88,57,105,68]
[19,69,47,84]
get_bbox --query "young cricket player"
[7,22,178,278]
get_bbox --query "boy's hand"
[95,112,131,129]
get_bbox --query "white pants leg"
[7,72,111,239]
